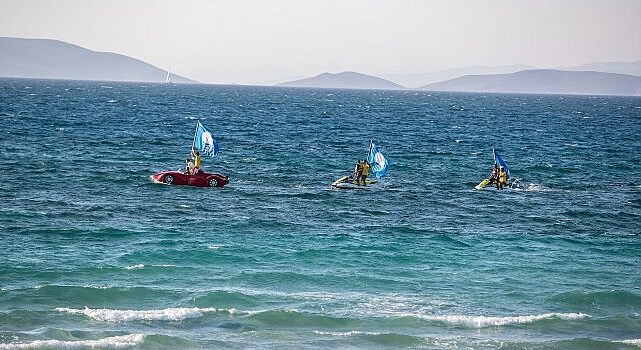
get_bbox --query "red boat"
[151,170,229,188]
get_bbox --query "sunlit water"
[1,79,640,349]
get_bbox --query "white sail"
[164,68,171,84]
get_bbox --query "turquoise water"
[1,78,640,349]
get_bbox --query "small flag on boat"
[493,148,510,179]
[367,143,389,178]
[193,121,220,157]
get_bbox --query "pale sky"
[1,0,641,84]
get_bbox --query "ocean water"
[1,78,640,349]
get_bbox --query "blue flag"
[193,121,220,158]
[367,143,389,178]
[493,149,510,179]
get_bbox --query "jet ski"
[331,175,378,189]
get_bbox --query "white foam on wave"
[416,312,588,328]
[56,307,217,322]
[524,183,552,192]
[0,333,145,349]
[618,339,641,347]
[207,244,220,250]
[123,264,144,270]
[314,330,381,337]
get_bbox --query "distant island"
[382,65,535,89]
[277,71,404,90]
[0,37,197,84]
[560,61,641,77]
[3,37,641,96]
[420,69,641,96]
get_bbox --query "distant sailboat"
[164,68,172,84]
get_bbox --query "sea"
[1,78,640,349]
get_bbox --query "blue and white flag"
[367,143,390,178]
[493,148,510,179]
[193,121,220,157]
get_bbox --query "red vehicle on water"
[151,170,228,188]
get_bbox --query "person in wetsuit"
[353,160,362,181]
[488,164,499,186]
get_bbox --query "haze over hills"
[2,37,640,96]
[420,69,641,96]
[559,61,641,77]
[382,65,535,89]
[0,37,197,83]
[277,71,404,90]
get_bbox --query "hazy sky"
[2,0,641,84]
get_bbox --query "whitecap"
[415,312,588,328]
[0,333,145,349]
[618,339,641,347]
[314,330,381,337]
[107,99,117,103]
[207,244,220,250]
[124,264,144,270]
[525,183,552,192]
[56,307,217,322]
[179,204,191,208]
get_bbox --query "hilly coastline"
[277,71,404,90]
[0,37,197,84]
[420,69,641,96]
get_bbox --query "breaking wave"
[0,334,144,349]
[55,307,222,322]
[414,312,589,328]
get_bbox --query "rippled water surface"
[1,79,640,349]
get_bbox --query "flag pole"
[191,120,199,154]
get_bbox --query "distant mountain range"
[382,62,641,89]
[0,37,197,83]
[420,69,641,96]
[382,65,536,89]
[3,37,640,96]
[277,71,403,90]
[560,61,641,77]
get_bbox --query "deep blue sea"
[1,78,640,349]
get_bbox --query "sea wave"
[55,307,222,322]
[618,339,641,347]
[314,330,380,337]
[550,290,641,315]
[313,330,426,347]
[414,312,589,328]
[0,334,144,349]
[123,264,144,270]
